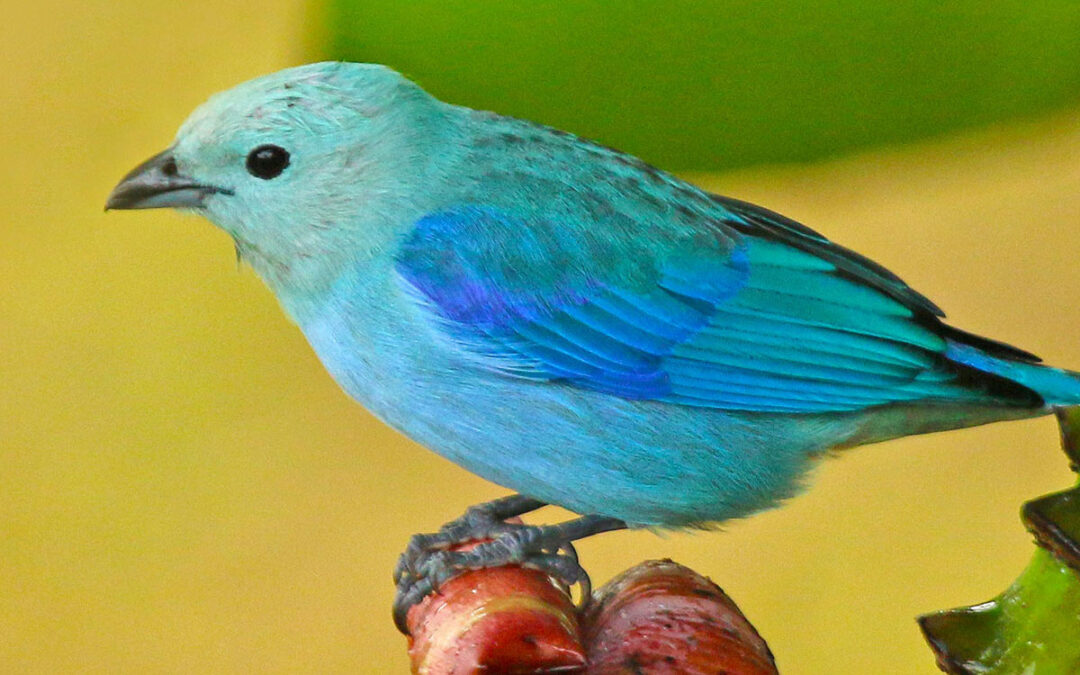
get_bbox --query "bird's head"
[107,62,453,297]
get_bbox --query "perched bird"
[107,62,1080,630]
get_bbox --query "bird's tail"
[946,341,1080,407]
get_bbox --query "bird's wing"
[395,198,1040,413]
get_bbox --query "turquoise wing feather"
[396,199,1042,413]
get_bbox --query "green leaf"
[920,408,1080,674]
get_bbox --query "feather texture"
[397,200,1038,413]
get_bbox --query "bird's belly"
[296,289,857,527]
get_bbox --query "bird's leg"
[393,512,626,633]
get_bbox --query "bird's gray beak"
[105,148,230,210]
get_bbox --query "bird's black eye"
[245,145,290,180]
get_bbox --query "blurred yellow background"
[4,2,1080,672]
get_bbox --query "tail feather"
[946,341,1080,407]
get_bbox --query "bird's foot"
[393,494,546,587]
[392,527,589,634]
[392,496,625,634]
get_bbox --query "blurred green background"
[315,0,1080,170]
[4,1,1080,673]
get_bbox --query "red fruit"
[405,538,586,674]
[581,560,778,675]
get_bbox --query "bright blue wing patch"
[397,206,1011,412]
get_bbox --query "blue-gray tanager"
[107,62,1080,630]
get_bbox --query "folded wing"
[396,199,1041,413]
